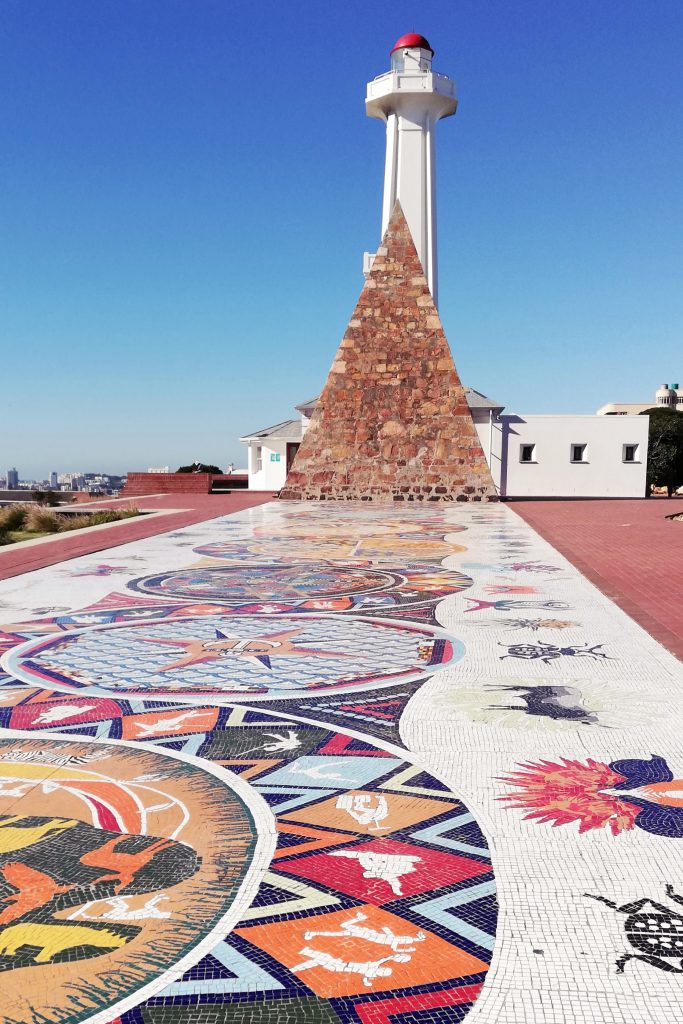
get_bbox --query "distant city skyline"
[3,1,682,477]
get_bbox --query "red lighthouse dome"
[390,33,433,56]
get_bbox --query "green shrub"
[0,504,142,542]
[177,463,221,474]
[59,507,141,532]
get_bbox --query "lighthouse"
[364,33,457,307]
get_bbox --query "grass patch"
[0,506,142,547]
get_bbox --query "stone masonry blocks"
[280,201,498,502]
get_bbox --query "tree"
[640,408,683,496]
[176,463,222,474]
[32,489,61,506]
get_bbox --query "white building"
[242,391,648,498]
[597,382,682,416]
[477,410,649,499]
[239,33,650,501]
[239,397,317,492]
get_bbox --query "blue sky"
[2,0,682,477]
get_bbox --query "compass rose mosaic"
[4,613,462,702]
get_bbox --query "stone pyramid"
[280,202,498,502]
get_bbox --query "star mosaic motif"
[136,627,351,671]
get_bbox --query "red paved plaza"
[0,492,271,581]
[512,497,683,661]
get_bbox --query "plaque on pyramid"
[280,202,498,502]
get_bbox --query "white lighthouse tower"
[364,33,457,307]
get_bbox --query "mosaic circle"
[125,562,473,614]
[129,564,396,603]
[0,734,263,1024]
[194,535,467,563]
[5,613,463,702]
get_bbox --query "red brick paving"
[0,492,272,582]
[511,497,683,661]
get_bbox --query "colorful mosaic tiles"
[0,500,681,1024]
[6,614,460,701]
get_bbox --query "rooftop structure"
[597,382,682,415]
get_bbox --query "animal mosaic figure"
[242,730,301,755]
[503,561,563,574]
[134,710,209,737]
[71,564,129,578]
[487,684,599,725]
[499,618,579,632]
[303,911,426,953]
[0,921,128,963]
[0,816,78,854]
[585,886,683,973]
[70,894,171,922]
[290,761,347,782]
[79,835,176,891]
[464,598,571,614]
[499,642,611,664]
[0,864,71,925]
[484,585,539,595]
[33,704,98,724]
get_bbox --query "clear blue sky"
[2,1,682,478]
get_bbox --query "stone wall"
[280,202,498,502]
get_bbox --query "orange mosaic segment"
[281,790,457,836]
[236,904,488,997]
[280,201,497,503]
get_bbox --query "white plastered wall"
[473,414,649,498]
[246,440,290,492]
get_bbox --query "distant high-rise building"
[6,468,19,489]
[49,471,58,488]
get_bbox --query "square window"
[623,444,639,463]
[520,444,536,463]
[570,444,587,463]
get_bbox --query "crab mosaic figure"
[585,885,683,973]
[499,642,611,664]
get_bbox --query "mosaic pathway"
[0,501,681,1024]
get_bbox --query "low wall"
[122,473,248,497]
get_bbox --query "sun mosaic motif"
[0,496,681,1024]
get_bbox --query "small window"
[520,443,536,463]
[623,444,639,463]
[570,444,587,463]
[254,445,263,473]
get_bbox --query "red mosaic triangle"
[280,201,497,502]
